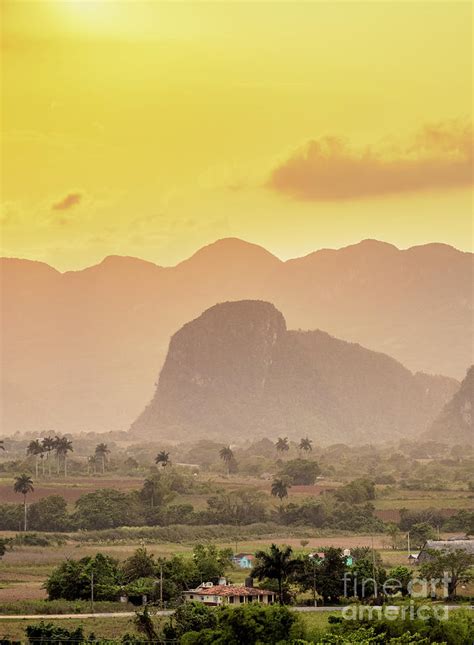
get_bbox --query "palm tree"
[275,437,289,456]
[252,544,300,604]
[95,443,110,474]
[219,446,234,476]
[140,475,174,509]
[55,436,73,477]
[27,439,44,479]
[271,477,290,507]
[155,451,170,468]
[87,455,97,475]
[142,477,158,508]
[299,437,313,455]
[42,437,56,477]
[14,474,34,531]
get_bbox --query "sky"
[1,0,472,270]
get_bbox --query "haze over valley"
[1,238,472,438]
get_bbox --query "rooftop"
[422,540,474,554]
[185,585,273,597]
[233,553,254,559]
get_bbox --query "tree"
[163,602,218,641]
[42,436,56,477]
[334,478,375,504]
[279,459,320,485]
[0,439,4,451]
[54,436,73,477]
[165,603,300,645]
[386,522,403,550]
[87,455,98,475]
[95,443,110,474]
[45,553,121,600]
[74,488,142,530]
[133,606,159,641]
[0,539,7,558]
[419,548,474,598]
[123,548,157,583]
[275,437,289,455]
[0,504,23,530]
[251,543,300,604]
[350,556,386,599]
[313,547,347,603]
[219,446,235,475]
[409,522,436,548]
[192,544,233,582]
[27,495,70,532]
[13,474,34,531]
[386,565,412,596]
[299,437,313,454]
[271,477,290,508]
[140,473,175,509]
[27,439,44,479]
[155,450,171,468]
[205,489,267,525]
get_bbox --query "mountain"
[425,366,473,444]
[1,238,472,434]
[130,300,458,443]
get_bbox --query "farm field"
[1,471,471,513]
[1,466,471,603]
[0,476,144,505]
[0,444,472,642]
[0,528,463,604]
[0,533,389,601]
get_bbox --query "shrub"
[25,622,86,644]
[279,459,321,485]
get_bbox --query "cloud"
[52,193,82,211]
[267,120,473,201]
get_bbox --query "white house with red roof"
[183,578,275,606]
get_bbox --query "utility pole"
[309,554,317,607]
[159,564,163,610]
[90,571,94,613]
[407,531,410,557]
[371,536,377,600]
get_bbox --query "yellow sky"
[1,0,472,269]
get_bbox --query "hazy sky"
[1,0,472,270]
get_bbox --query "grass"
[0,600,136,616]
[299,611,332,639]
[0,607,334,641]
[0,615,137,640]
[374,490,473,511]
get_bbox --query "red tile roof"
[185,585,273,597]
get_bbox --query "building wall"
[184,592,274,605]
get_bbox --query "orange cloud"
[52,193,82,210]
[268,121,473,200]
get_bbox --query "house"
[309,550,353,566]
[233,553,255,569]
[183,578,276,606]
[417,539,474,563]
[309,551,325,560]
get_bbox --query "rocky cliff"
[130,300,458,443]
[425,366,473,443]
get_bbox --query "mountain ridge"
[1,237,470,273]
[1,238,472,433]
